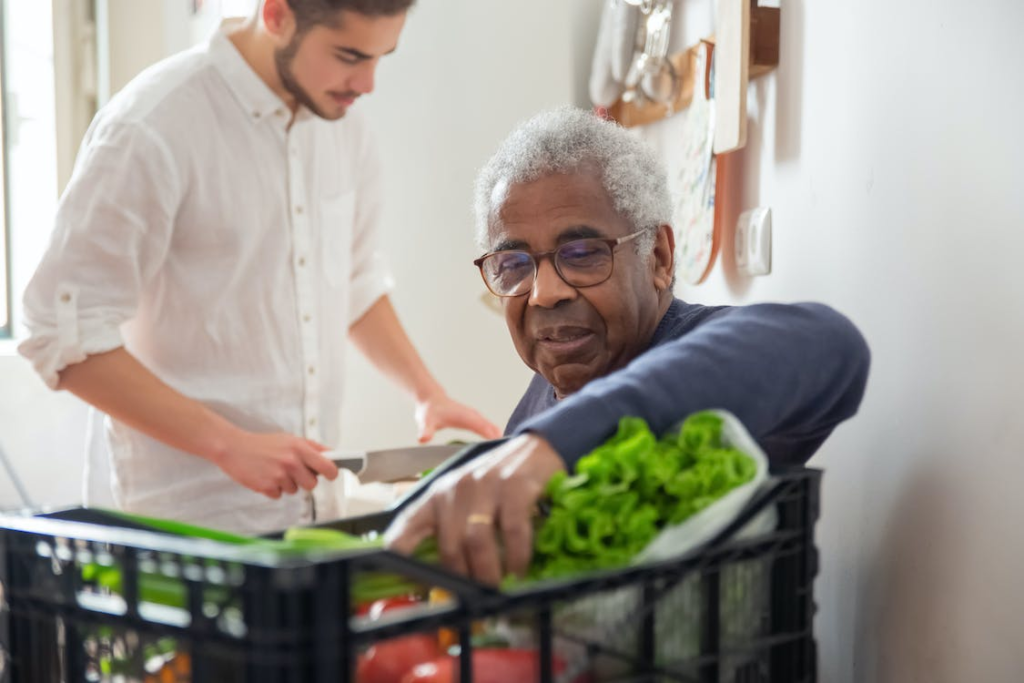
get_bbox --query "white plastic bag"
[553,410,775,680]
[633,409,771,564]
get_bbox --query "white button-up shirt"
[19,26,393,533]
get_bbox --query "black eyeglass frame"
[473,229,647,298]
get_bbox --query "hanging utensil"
[621,0,679,107]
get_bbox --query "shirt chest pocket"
[320,191,355,289]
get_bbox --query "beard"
[274,32,337,120]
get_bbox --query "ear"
[261,0,295,40]
[651,224,675,291]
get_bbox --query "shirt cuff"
[18,286,126,389]
[513,395,623,471]
[18,326,125,390]
[348,255,395,325]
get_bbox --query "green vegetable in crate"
[526,412,756,581]
[79,518,438,609]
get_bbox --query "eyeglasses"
[474,230,646,298]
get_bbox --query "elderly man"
[387,108,870,585]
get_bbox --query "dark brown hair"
[286,0,415,32]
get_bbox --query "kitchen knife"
[325,444,465,484]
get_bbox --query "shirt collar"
[207,20,293,125]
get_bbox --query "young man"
[19,0,499,533]
[387,108,871,585]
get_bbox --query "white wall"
[101,0,194,98]
[635,0,1024,680]
[0,350,87,508]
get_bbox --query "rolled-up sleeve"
[346,126,393,324]
[18,121,181,388]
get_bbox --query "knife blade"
[325,444,465,484]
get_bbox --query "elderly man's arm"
[515,302,871,468]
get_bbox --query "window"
[0,0,62,340]
[0,0,253,340]
[0,2,10,339]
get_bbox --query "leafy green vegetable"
[525,412,755,581]
[80,519,438,608]
[100,510,266,546]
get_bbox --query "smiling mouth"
[536,328,595,354]
[540,331,589,342]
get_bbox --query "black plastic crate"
[0,467,819,682]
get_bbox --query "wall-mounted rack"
[606,0,780,154]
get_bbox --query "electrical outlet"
[735,207,772,276]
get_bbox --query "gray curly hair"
[474,107,672,257]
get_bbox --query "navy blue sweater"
[505,299,870,469]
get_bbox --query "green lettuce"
[526,412,756,581]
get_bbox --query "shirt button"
[308,366,316,375]
[295,206,304,215]
[60,293,71,303]
[252,110,261,119]
[308,417,317,427]
[275,108,285,117]
[297,257,306,267]
[303,314,312,323]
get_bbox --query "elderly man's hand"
[385,434,565,586]
[414,393,502,443]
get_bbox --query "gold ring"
[466,513,494,526]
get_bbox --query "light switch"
[736,207,772,276]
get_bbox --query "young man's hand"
[56,347,339,501]
[385,433,564,586]
[213,431,339,499]
[415,393,502,443]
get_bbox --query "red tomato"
[354,594,421,617]
[357,634,439,683]
[400,648,590,683]
[355,596,439,682]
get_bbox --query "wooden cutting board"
[713,0,750,154]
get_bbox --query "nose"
[529,256,576,308]
[351,60,377,95]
